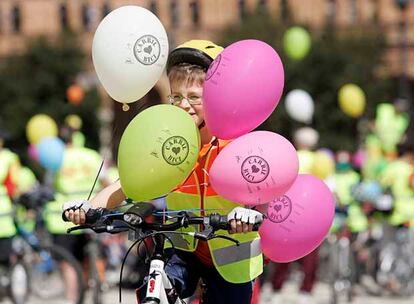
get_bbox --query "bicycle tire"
[27,244,86,304]
[90,252,103,304]
[86,239,104,304]
[8,261,30,304]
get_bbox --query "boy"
[63,40,263,303]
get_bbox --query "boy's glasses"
[168,94,202,106]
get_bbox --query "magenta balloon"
[352,149,366,169]
[259,174,334,263]
[210,131,298,205]
[28,144,39,161]
[203,40,285,139]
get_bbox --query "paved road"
[259,281,414,304]
[0,282,413,304]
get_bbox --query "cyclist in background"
[0,127,21,268]
[45,126,104,304]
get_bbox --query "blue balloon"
[37,137,65,172]
[352,181,383,203]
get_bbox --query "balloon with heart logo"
[203,40,284,139]
[92,6,169,108]
[118,105,200,201]
[209,131,299,206]
[259,174,334,262]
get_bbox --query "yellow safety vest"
[44,147,102,234]
[380,160,414,226]
[333,170,360,206]
[166,140,262,283]
[0,149,19,237]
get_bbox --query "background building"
[0,0,412,158]
[0,0,413,77]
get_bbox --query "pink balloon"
[203,40,285,139]
[259,174,334,263]
[28,144,39,161]
[352,149,366,169]
[210,131,298,205]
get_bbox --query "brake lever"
[193,224,240,246]
[208,234,240,246]
[67,224,93,233]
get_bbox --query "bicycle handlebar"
[64,203,261,244]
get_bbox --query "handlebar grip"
[85,208,106,224]
[210,214,261,231]
[62,208,108,224]
[62,211,70,222]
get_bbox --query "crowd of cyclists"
[1,102,413,304]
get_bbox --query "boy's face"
[170,81,204,127]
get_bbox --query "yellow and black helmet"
[166,40,223,74]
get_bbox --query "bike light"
[124,213,143,225]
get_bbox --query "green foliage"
[0,33,101,156]
[218,11,394,151]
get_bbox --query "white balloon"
[293,127,319,149]
[285,89,314,123]
[92,6,169,104]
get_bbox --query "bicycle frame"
[139,234,182,304]
[142,258,179,304]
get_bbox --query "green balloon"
[283,26,311,61]
[118,104,200,201]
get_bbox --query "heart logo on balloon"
[267,196,292,223]
[161,135,190,166]
[251,165,260,173]
[241,155,270,184]
[172,147,181,155]
[144,46,153,54]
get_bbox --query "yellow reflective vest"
[166,140,262,283]
[44,146,102,234]
[379,160,414,226]
[0,149,19,237]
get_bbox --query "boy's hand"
[62,200,91,225]
[228,207,263,234]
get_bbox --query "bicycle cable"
[118,231,179,303]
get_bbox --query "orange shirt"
[194,142,214,267]
[173,139,227,267]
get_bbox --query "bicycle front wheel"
[8,261,29,304]
[26,245,85,304]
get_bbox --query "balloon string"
[86,119,119,201]
[201,168,209,177]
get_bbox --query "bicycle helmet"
[166,40,223,74]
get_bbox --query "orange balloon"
[67,85,84,105]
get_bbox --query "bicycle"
[16,186,86,304]
[0,226,29,304]
[65,202,260,304]
[83,230,105,304]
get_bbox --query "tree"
[218,10,394,151]
[0,33,101,158]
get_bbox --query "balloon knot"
[122,103,130,111]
